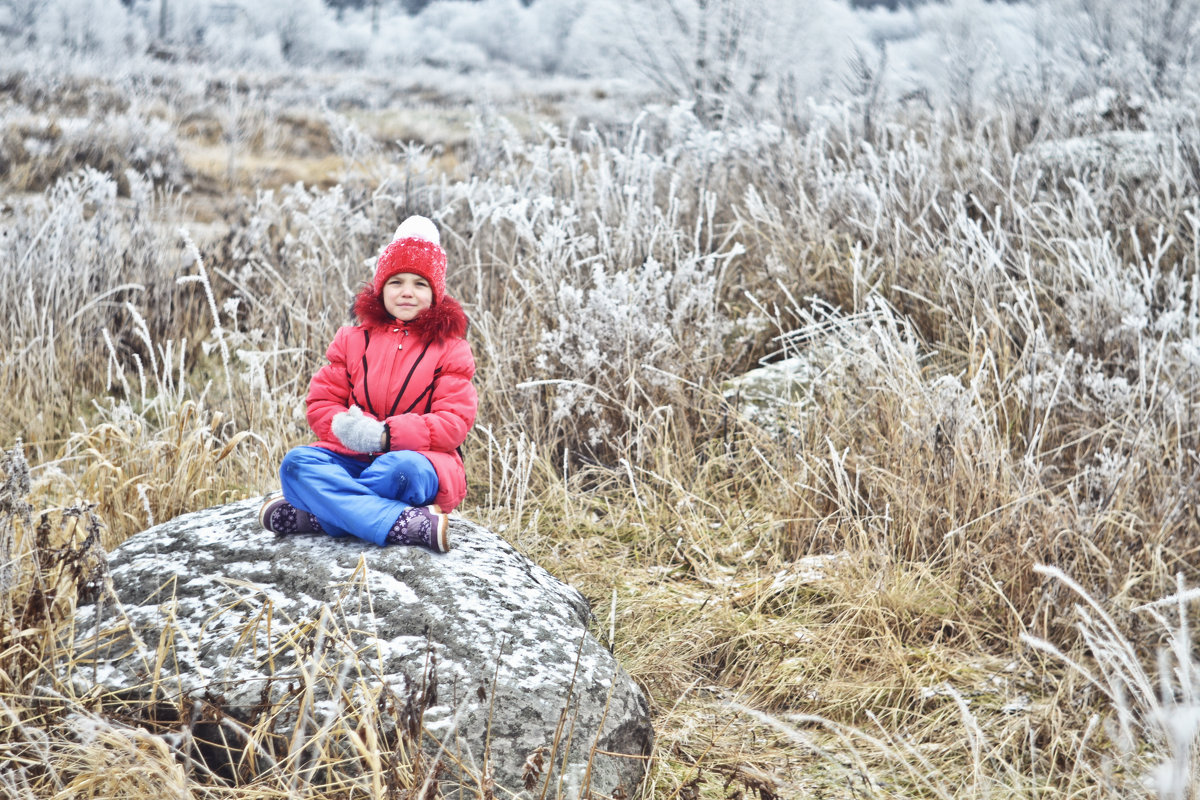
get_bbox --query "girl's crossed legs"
[279,446,438,546]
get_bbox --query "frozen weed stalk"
[1024,566,1200,799]
[0,443,33,626]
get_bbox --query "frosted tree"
[245,0,337,64]
[571,0,868,125]
[0,0,42,39]
[1052,0,1200,95]
[612,0,777,123]
[31,0,139,55]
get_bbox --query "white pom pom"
[393,215,440,246]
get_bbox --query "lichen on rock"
[67,497,652,797]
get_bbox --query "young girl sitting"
[259,215,477,552]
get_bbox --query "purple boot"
[385,505,450,552]
[259,494,322,535]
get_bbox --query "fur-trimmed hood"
[352,286,468,341]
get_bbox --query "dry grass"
[2,54,1198,800]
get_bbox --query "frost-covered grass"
[4,30,1200,799]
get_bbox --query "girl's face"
[382,272,433,321]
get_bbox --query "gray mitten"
[331,406,386,453]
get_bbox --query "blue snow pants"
[279,446,439,546]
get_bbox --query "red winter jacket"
[306,291,477,511]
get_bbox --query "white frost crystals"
[725,297,1002,475]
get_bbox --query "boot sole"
[259,493,285,531]
[430,509,450,552]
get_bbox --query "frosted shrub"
[245,0,338,65]
[2,105,184,192]
[447,113,756,461]
[1013,181,1200,402]
[534,250,733,450]
[280,183,376,267]
[424,0,530,69]
[1048,0,1200,96]
[735,94,1200,503]
[737,118,968,309]
[1068,224,1196,358]
[418,0,594,76]
[323,106,380,168]
[222,182,383,341]
[1,166,123,367]
[522,0,589,74]
[0,162,206,452]
[78,110,183,186]
[1067,444,1140,519]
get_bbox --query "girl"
[259,215,477,552]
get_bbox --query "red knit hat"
[372,215,447,305]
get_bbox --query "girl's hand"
[331,406,386,453]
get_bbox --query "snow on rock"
[1025,130,1167,186]
[68,497,652,797]
[722,356,821,439]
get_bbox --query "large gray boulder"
[68,497,652,798]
